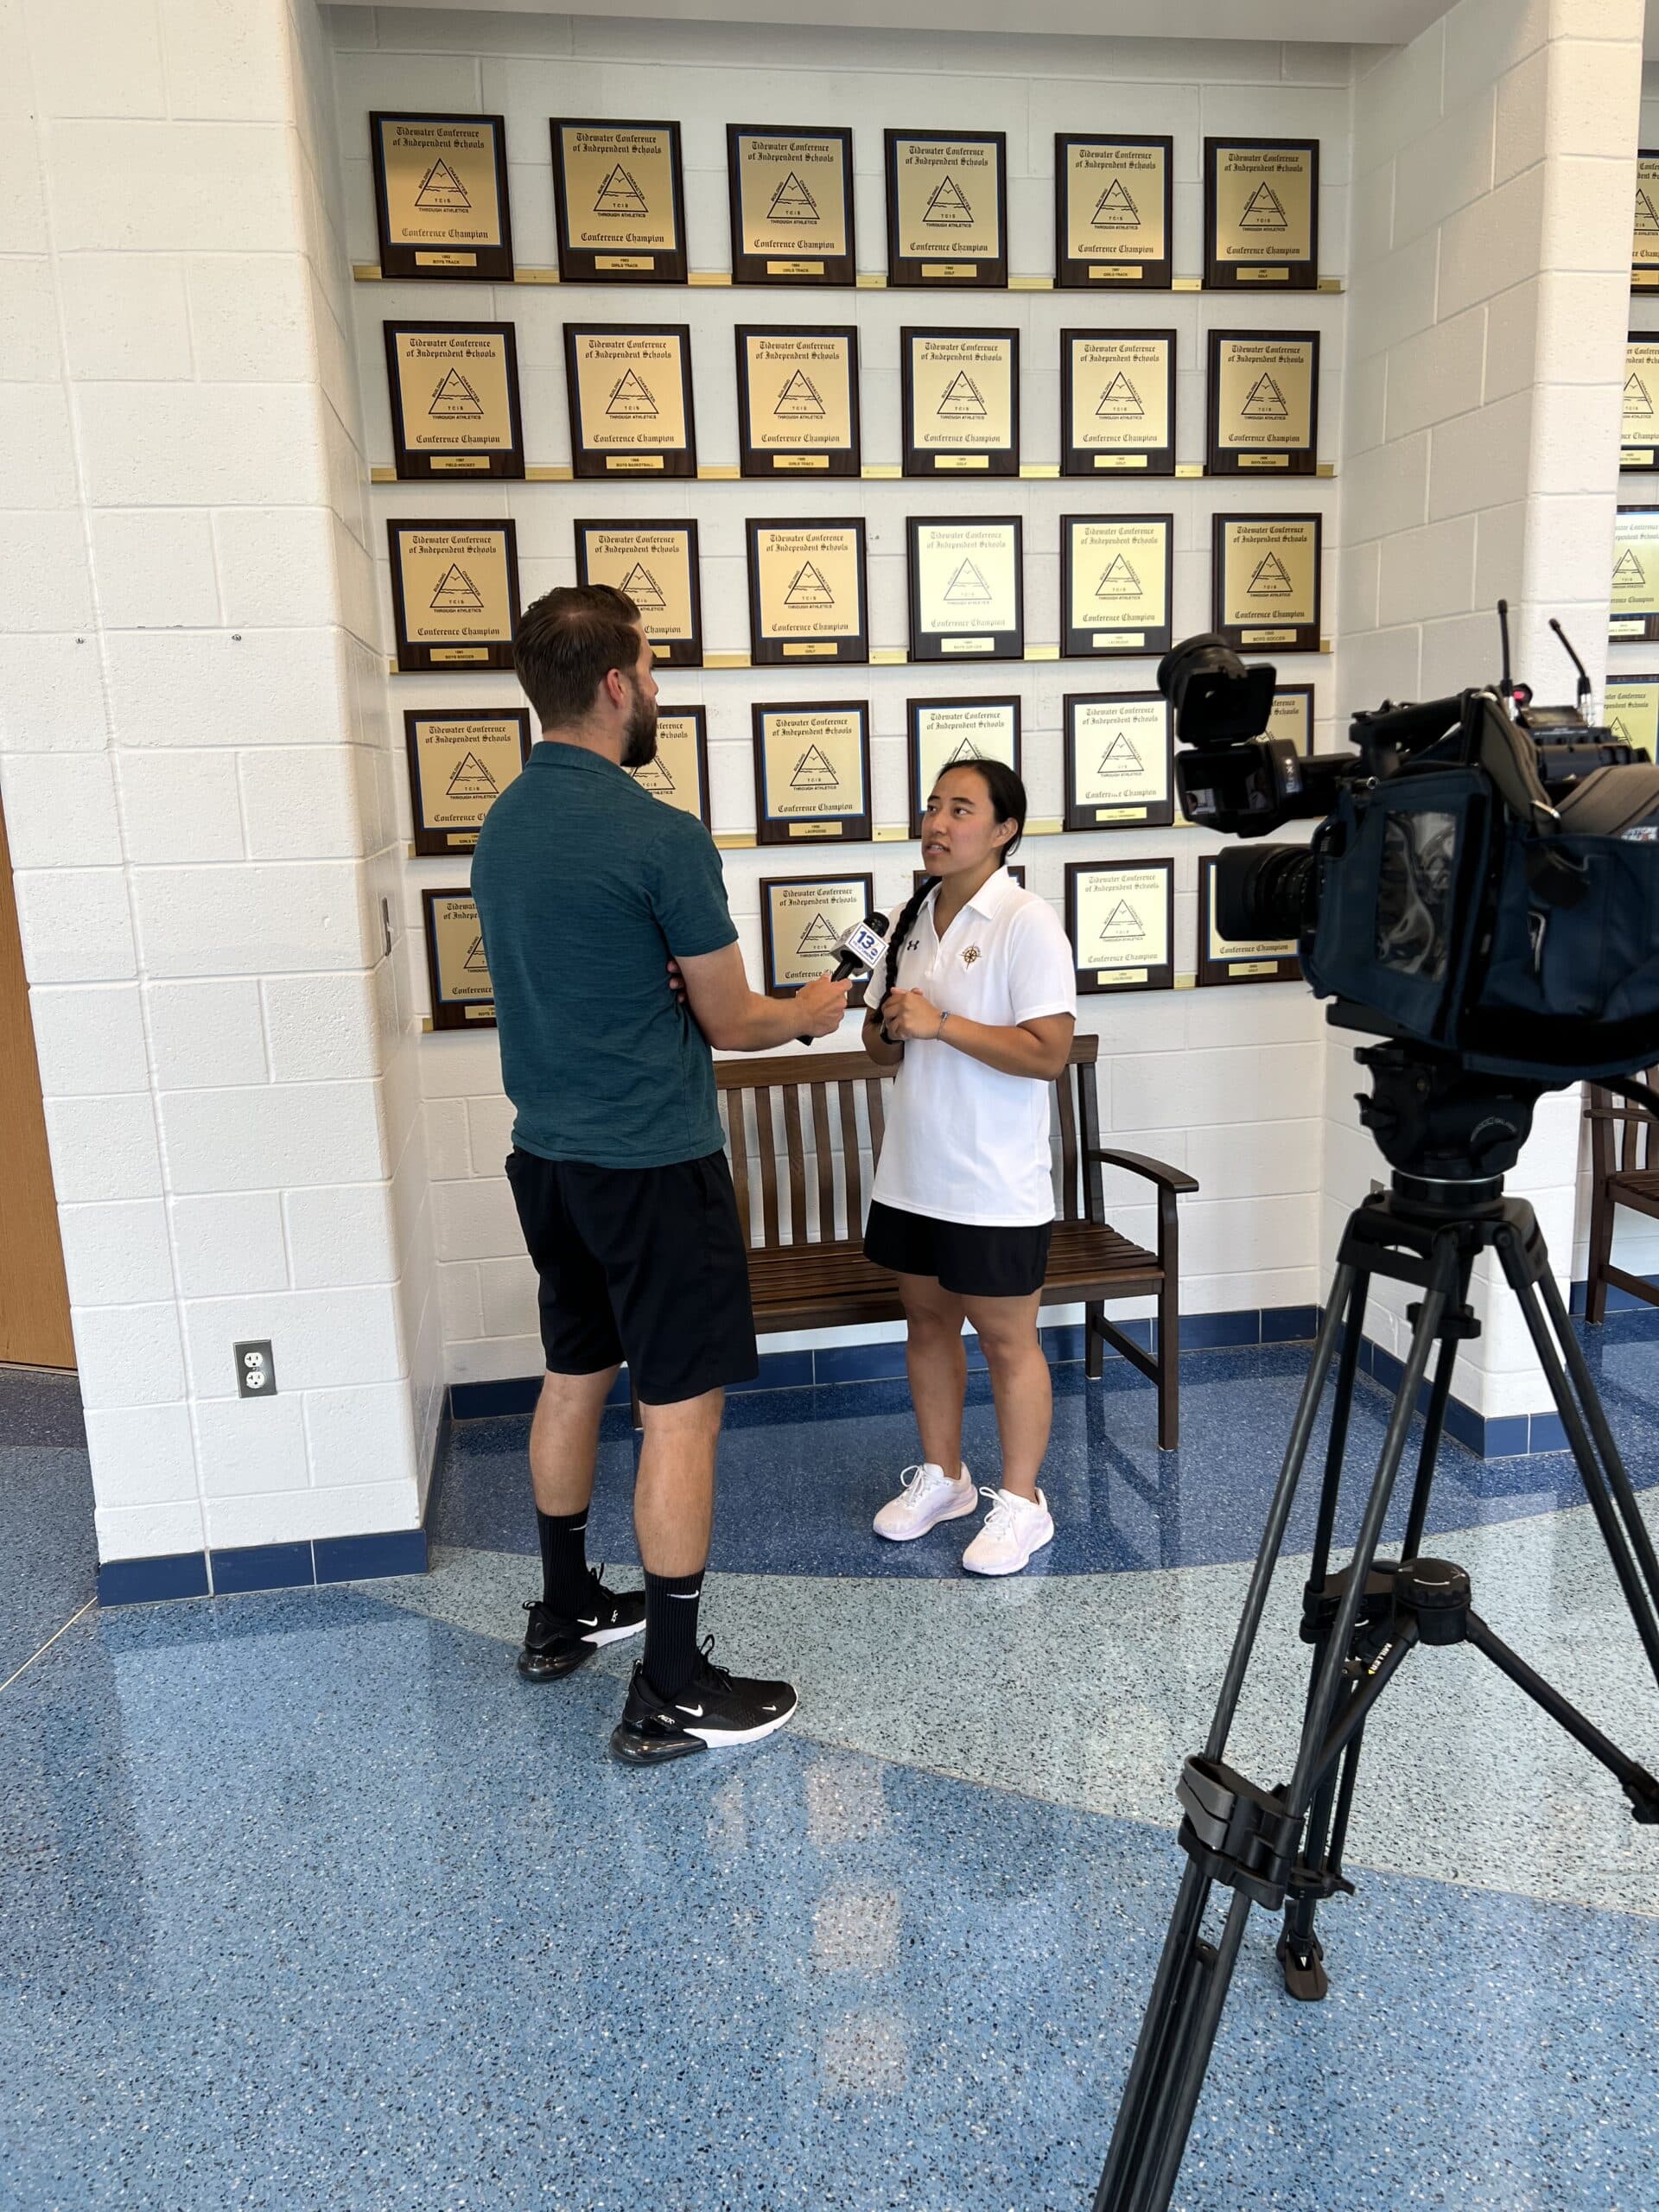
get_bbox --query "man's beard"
[621,683,658,769]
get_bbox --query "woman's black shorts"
[863,1200,1052,1300]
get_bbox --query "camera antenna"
[1496,600,1515,702]
[1549,617,1593,713]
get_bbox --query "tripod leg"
[1463,1611,1659,1821]
[1492,1224,1659,1690]
[1399,1274,1474,1568]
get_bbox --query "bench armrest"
[1086,1147,1199,1196]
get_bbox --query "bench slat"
[782,1084,808,1247]
[726,1089,753,1248]
[838,1082,864,1230]
[810,1081,836,1243]
[755,1087,780,1249]
[1057,1063,1081,1223]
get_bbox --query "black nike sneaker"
[518,1573,645,1682]
[608,1638,798,1765]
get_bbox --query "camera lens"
[1214,843,1319,943]
[1157,632,1278,746]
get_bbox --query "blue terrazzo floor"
[4,1328,1658,2212]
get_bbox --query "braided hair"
[870,757,1028,1016]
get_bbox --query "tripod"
[1094,1046,1659,2212]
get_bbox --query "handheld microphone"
[796,912,891,1046]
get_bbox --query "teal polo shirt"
[470,741,738,1168]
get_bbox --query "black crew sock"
[536,1508,593,1618]
[643,1568,704,1700]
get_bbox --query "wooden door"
[0,797,74,1367]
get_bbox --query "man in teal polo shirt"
[472,584,849,1765]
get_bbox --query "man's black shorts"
[504,1148,759,1405]
[863,1199,1052,1300]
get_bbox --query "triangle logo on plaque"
[1637,187,1659,237]
[461,935,491,975]
[416,159,470,211]
[1097,732,1144,776]
[1246,553,1294,599]
[1090,179,1140,230]
[618,563,667,612]
[944,736,985,766]
[1096,372,1144,418]
[944,559,993,605]
[606,369,658,418]
[1238,182,1288,232]
[594,164,649,216]
[430,564,485,611]
[445,751,499,798]
[922,174,973,228]
[1240,373,1289,420]
[1094,555,1142,601]
[631,757,677,793]
[1614,548,1648,586]
[1098,899,1144,944]
[767,170,819,224]
[784,563,836,607]
[936,372,988,419]
[1626,373,1655,421]
[790,745,841,791]
[798,912,840,954]
[428,369,485,419]
[774,371,826,419]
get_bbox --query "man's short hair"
[512,584,643,728]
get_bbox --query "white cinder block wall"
[327,9,1356,1386]
[3,0,442,1568]
[1331,0,1642,1419]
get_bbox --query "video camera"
[1160,610,1659,1103]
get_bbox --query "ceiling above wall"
[327,0,1457,43]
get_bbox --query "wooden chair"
[702,1034,1198,1446]
[1584,1071,1659,1322]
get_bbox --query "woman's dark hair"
[512,583,643,728]
[870,757,1028,1012]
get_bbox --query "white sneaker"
[962,1486,1054,1577]
[873,1461,976,1541]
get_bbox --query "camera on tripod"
[1159,615,1659,1158]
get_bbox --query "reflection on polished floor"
[3,1328,1658,2212]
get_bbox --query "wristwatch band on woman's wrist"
[936,1010,950,1041]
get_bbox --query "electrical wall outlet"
[235,1340,276,1397]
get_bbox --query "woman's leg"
[962,1290,1050,1503]
[896,1270,969,1473]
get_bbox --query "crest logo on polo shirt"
[962,945,982,965]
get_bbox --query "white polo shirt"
[872,866,1077,1228]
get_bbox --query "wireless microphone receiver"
[797,912,891,1046]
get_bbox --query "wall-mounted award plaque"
[574,518,702,669]
[1203,138,1319,290]
[1634,153,1659,290]
[1268,683,1315,753]
[760,872,875,996]
[1212,512,1322,652]
[900,327,1019,476]
[631,705,711,823]
[728,125,855,287]
[384,322,524,480]
[1611,508,1659,640]
[1065,860,1173,994]
[404,708,531,854]
[906,696,1021,835]
[1206,330,1319,475]
[908,516,1024,661]
[1063,692,1173,830]
[370,112,513,282]
[563,324,696,479]
[734,327,861,477]
[753,702,873,843]
[551,118,686,283]
[1624,336,1659,471]
[423,889,496,1028]
[1197,855,1300,986]
[1060,330,1175,477]
[885,130,1007,289]
[1054,134,1173,290]
[388,518,519,672]
[747,519,869,665]
[1605,677,1659,758]
[1060,513,1173,659]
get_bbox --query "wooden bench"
[708,1034,1198,1447]
[1585,1072,1659,1322]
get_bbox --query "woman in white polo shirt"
[861,759,1077,1575]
